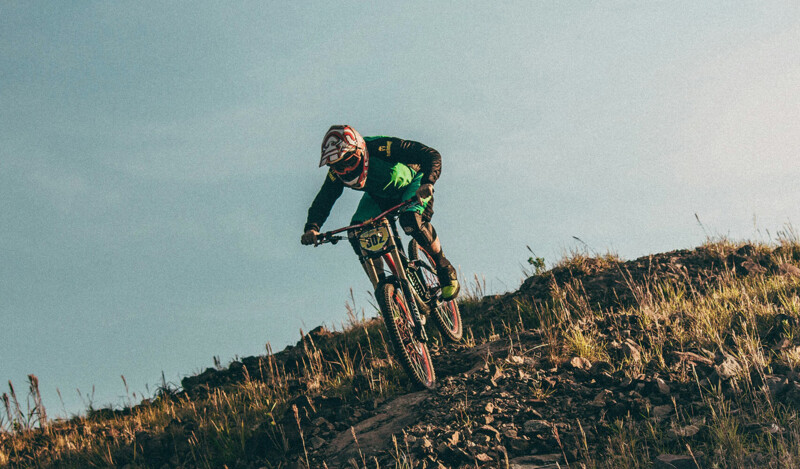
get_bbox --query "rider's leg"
[349,194,385,282]
[398,177,459,300]
[399,210,443,263]
[399,209,459,300]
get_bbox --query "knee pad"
[399,211,436,246]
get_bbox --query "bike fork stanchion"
[401,278,428,343]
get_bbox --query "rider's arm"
[304,171,344,232]
[393,139,442,185]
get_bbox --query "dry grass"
[458,236,800,468]
[0,309,415,468]
[3,237,800,468]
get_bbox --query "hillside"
[3,238,800,468]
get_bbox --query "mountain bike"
[314,199,462,389]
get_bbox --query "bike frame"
[317,199,430,341]
[316,199,412,285]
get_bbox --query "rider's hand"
[301,229,320,245]
[416,184,434,203]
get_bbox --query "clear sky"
[2,2,799,417]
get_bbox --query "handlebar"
[313,198,418,247]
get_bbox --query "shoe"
[437,264,460,301]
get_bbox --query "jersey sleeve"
[304,170,344,232]
[392,138,442,185]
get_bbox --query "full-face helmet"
[320,125,368,189]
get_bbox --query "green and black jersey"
[304,136,442,232]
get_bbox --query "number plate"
[359,225,390,252]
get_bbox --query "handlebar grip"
[314,233,345,246]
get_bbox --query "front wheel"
[377,281,436,389]
[408,240,463,342]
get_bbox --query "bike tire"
[408,240,463,342]
[377,280,436,389]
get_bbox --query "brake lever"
[314,234,343,247]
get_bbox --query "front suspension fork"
[364,250,428,343]
[372,275,428,344]
[400,278,429,343]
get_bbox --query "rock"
[508,436,530,452]
[667,424,701,438]
[779,263,800,277]
[622,340,642,362]
[764,423,785,434]
[508,355,525,365]
[569,356,592,371]
[509,454,562,468]
[522,356,538,367]
[714,355,741,380]
[307,324,334,340]
[590,361,614,375]
[508,463,564,469]
[523,419,551,434]
[745,422,785,435]
[764,375,788,397]
[501,427,518,439]
[674,351,713,366]
[447,430,460,446]
[590,389,612,407]
[741,259,766,274]
[308,436,326,450]
[421,436,433,450]
[654,454,699,469]
[476,425,501,442]
[489,364,505,385]
[773,338,792,351]
[311,416,334,433]
[656,378,670,395]
[653,404,672,418]
[323,391,429,464]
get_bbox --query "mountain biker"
[301,125,460,300]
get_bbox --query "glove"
[301,229,320,245]
[416,184,434,203]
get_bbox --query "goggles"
[331,150,361,174]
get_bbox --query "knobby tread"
[377,280,436,389]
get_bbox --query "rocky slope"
[176,242,800,468]
[3,241,800,468]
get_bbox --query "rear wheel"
[408,240,463,342]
